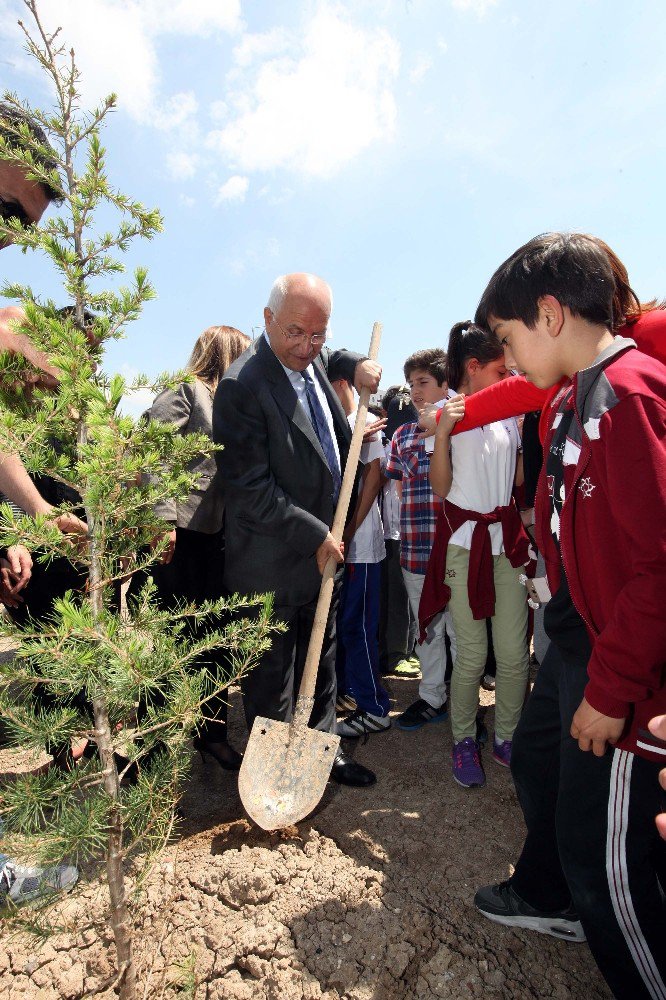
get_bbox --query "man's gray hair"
[266,273,333,316]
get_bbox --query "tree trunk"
[83,419,136,999]
[92,699,136,1000]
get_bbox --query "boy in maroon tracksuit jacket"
[470,233,666,1000]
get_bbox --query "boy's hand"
[570,697,626,756]
[417,404,440,438]
[648,715,666,840]
[363,417,387,442]
[437,394,466,435]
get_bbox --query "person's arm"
[429,395,465,498]
[0,452,84,534]
[0,306,60,387]
[324,348,381,395]
[213,377,339,564]
[571,395,666,755]
[147,382,194,527]
[343,457,381,545]
[419,376,550,437]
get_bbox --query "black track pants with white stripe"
[510,641,666,1000]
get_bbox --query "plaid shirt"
[386,421,443,574]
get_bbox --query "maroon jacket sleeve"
[584,393,666,717]
[435,376,549,434]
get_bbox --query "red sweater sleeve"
[435,376,548,434]
[584,393,666,717]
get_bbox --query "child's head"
[474,233,615,387]
[327,356,356,415]
[446,321,507,395]
[403,349,448,412]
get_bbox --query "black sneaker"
[335,693,357,714]
[336,709,391,738]
[396,698,448,731]
[474,880,586,942]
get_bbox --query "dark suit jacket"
[213,338,360,606]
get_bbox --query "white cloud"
[142,0,242,36]
[206,6,401,178]
[410,54,433,84]
[215,175,250,204]
[167,151,199,180]
[451,0,498,15]
[0,0,241,122]
[227,236,280,276]
[152,92,199,131]
[437,36,449,53]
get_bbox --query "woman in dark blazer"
[148,325,250,771]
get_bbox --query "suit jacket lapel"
[256,336,330,467]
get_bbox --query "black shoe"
[193,737,243,772]
[330,751,376,787]
[474,880,586,942]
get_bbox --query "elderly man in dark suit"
[213,272,380,787]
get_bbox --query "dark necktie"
[302,369,342,501]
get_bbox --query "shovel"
[238,321,383,830]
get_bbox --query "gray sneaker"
[0,854,79,905]
[475,880,585,942]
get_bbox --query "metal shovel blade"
[238,716,340,830]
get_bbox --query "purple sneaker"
[492,737,512,767]
[452,738,485,788]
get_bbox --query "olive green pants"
[446,544,529,743]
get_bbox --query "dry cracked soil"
[0,669,612,1000]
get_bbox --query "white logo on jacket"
[579,477,596,498]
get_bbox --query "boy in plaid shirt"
[386,349,457,729]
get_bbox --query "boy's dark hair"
[326,355,352,385]
[403,348,448,386]
[385,393,418,440]
[368,403,383,418]
[446,321,503,391]
[380,384,404,411]
[475,232,615,331]
[0,102,62,203]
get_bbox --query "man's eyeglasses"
[0,194,33,230]
[270,313,327,349]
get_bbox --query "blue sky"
[1,0,665,412]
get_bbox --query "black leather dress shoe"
[330,751,376,787]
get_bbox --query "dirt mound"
[0,679,610,999]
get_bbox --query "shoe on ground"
[452,737,486,788]
[492,736,512,767]
[474,880,586,942]
[397,698,448,731]
[330,751,376,786]
[0,854,79,905]
[336,709,391,738]
[481,673,496,692]
[335,693,357,714]
[392,658,421,678]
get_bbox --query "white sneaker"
[336,710,391,738]
[0,854,79,904]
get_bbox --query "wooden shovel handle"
[296,322,383,707]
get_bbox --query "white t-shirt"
[346,410,386,564]
[447,399,521,555]
[381,441,401,541]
